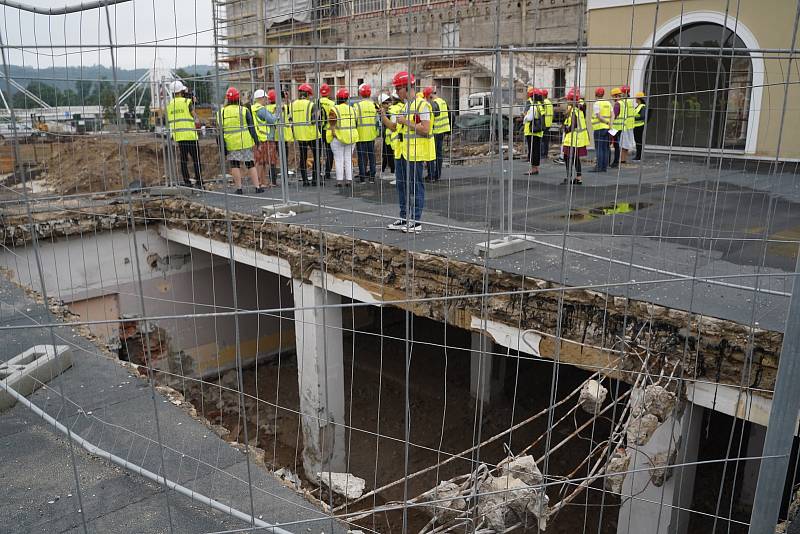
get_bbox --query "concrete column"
[618,403,703,534]
[292,280,346,481]
[470,332,505,404]
[740,423,767,507]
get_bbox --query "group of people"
[522,84,648,185]
[165,71,450,233]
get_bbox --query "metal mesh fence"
[1,0,799,533]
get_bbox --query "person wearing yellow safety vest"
[251,89,279,187]
[619,84,637,162]
[609,87,625,168]
[353,83,379,184]
[423,85,449,182]
[379,71,432,234]
[540,88,554,159]
[166,80,202,188]
[327,87,360,187]
[217,86,263,194]
[385,93,405,184]
[378,93,396,176]
[317,83,335,181]
[561,88,589,185]
[266,89,294,179]
[589,87,612,173]
[633,91,647,161]
[291,83,319,186]
[523,87,545,176]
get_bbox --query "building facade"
[217,0,585,112]
[586,0,800,160]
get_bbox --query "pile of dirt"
[42,135,222,194]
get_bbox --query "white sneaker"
[403,221,422,234]
[387,219,406,230]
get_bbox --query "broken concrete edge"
[0,198,783,399]
[0,268,341,521]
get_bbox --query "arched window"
[644,22,752,150]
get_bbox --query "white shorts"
[620,129,636,151]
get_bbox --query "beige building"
[586,0,800,160]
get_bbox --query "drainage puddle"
[562,201,651,221]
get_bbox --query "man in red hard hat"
[316,83,335,181]
[379,71,433,233]
[291,82,319,186]
[354,83,378,183]
[217,86,263,194]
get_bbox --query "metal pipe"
[0,0,133,15]
[0,378,291,534]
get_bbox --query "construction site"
[2,0,800,533]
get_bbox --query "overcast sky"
[2,0,216,69]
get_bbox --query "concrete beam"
[292,280,346,481]
[0,345,72,411]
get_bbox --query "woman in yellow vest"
[217,87,263,194]
[633,91,647,160]
[523,88,545,175]
[561,88,590,185]
[328,88,359,187]
[355,83,379,183]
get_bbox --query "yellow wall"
[586,0,800,158]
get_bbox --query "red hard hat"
[359,83,372,97]
[422,86,435,98]
[621,84,630,94]
[336,87,350,100]
[298,83,312,94]
[566,88,580,101]
[392,71,415,89]
[595,87,605,97]
[267,89,276,103]
[225,86,240,101]
[541,89,549,97]
[320,83,331,97]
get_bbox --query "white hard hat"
[170,80,187,93]
[253,89,266,99]
[391,91,399,100]
[379,93,391,104]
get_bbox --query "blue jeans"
[427,133,445,180]
[395,157,425,221]
[593,129,610,171]
[357,140,376,179]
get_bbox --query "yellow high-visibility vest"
[399,97,434,162]
[354,99,379,142]
[432,96,450,134]
[329,103,359,145]
[388,102,405,159]
[592,100,612,131]
[543,98,554,128]
[318,97,335,132]
[290,98,319,141]
[267,103,294,142]
[217,104,255,152]
[562,107,590,148]
[633,103,646,128]
[612,100,626,131]
[166,96,197,142]
[250,102,269,142]
[624,98,637,130]
[524,97,535,137]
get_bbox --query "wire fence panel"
[0,1,799,534]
